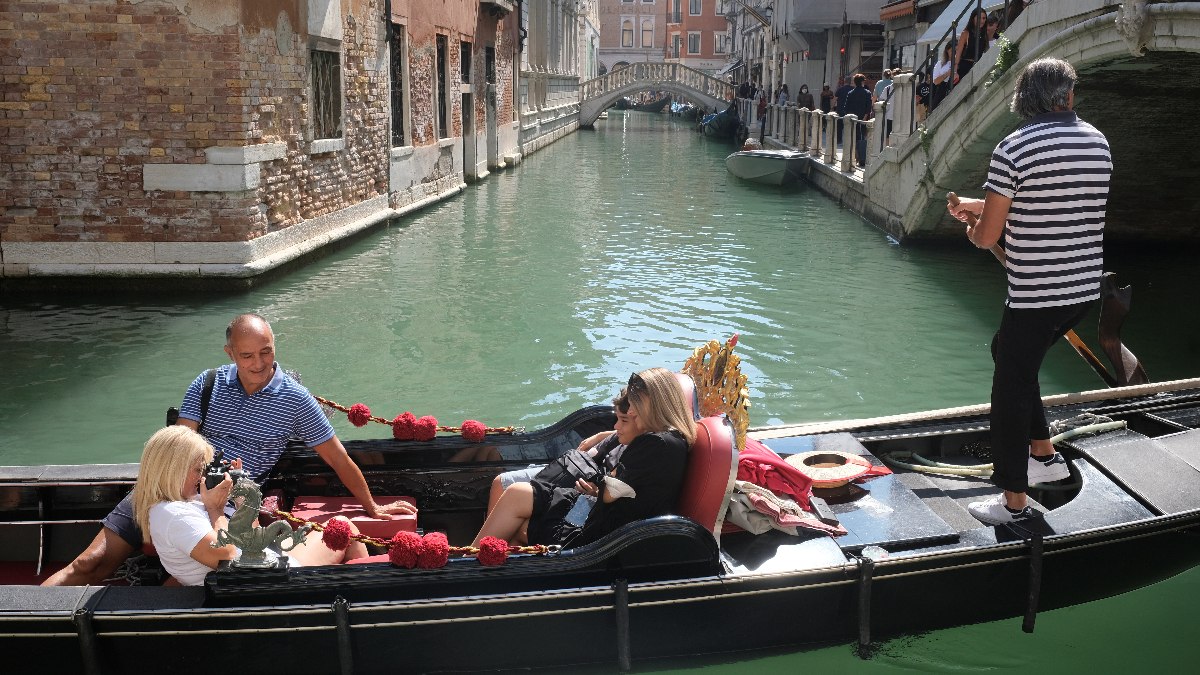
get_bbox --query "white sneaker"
[1028,452,1070,484]
[968,493,1042,525]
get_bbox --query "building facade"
[0,0,584,285]
[598,0,666,74]
[664,0,729,74]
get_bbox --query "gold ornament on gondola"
[682,334,750,450]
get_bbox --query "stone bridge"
[578,63,733,127]
[866,0,1200,242]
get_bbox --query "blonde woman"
[472,367,696,548]
[132,426,367,585]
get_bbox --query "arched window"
[621,20,633,48]
[641,19,654,48]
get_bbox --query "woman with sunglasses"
[132,426,368,585]
[472,367,696,549]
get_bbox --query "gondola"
[613,96,671,113]
[3,340,1200,674]
[699,101,739,139]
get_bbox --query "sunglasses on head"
[627,372,646,391]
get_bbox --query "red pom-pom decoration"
[728,333,739,347]
[461,419,487,443]
[414,415,438,442]
[417,532,450,569]
[321,517,352,551]
[477,536,509,566]
[348,403,372,427]
[392,411,416,440]
[389,530,422,568]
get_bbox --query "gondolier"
[947,57,1112,525]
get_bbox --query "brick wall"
[0,0,390,247]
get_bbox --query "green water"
[2,111,1199,668]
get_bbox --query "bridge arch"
[579,62,733,127]
[875,1,1200,242]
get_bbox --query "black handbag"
[533,450,606,488]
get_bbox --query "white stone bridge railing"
[578,62,734,125]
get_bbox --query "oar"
[946,192,1119,388]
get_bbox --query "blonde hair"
[132,426,214,535]
[614,367,697,448]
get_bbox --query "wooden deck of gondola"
[1068,428,1200,515]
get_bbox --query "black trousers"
[989,301,1092,493]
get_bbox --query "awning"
[784,0,881,32]
[916,0,1004,48]
[881,1,915,22]
[716,59,743,76]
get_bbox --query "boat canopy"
[916,0,1006,49]
[715,59,743,77]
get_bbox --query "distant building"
[598,0,666,74]
[664,0,729,75]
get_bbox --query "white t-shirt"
[933,59,952,84]
[149,499,219,586]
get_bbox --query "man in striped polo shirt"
[45,314,416,586]
[948,58,1111,525]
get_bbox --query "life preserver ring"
[785,451,873,489]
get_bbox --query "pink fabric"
[743,491,846,536]
[736,437,813,510]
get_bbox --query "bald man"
[43,313,415,586]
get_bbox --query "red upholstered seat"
[290,496,418,539]
[346,553,391,565]
[675,416,738,540]
[674,372,701,420]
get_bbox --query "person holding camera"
[43,313,414,586]
[471,367,695,549]
[131,426,367,585]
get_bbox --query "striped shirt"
[178,363,335,481]
[984,110,1111,309]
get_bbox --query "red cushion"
[290,496,417,539]
[345,553,391,565]
[675,416,738,538]
[674,372,700,420]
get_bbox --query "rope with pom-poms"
[273,509,555,568]
[313,396,517,442]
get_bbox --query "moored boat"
[3,343,1200,674]
[725,149,809,185]
[699,101,739,139]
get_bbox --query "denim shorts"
[101,492,144,548]
[498,465,544,490]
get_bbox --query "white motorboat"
[724,149,808,186]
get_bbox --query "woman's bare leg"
[472,482,534,547]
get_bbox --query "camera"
[204,448,244,489]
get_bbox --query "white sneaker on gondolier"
[968,493,1043,525]
[1028,452,1070,484]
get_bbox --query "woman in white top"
[931,42,955,112]
[132,426,367,586]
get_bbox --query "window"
[389,25,406,147]
[310,48,342,140]
[435,34,447,139]
[641,20,653,48]
[670,0,681,23]
[715,34,726,54]
[485,46,496,85]
[460,41,471,83]
[690,0,701,15]
[621,20,633,48]
[688,33,700,55]
[671,35,681,59]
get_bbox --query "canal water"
[2,110,1199,670]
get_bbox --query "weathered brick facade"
[0,0,533,284]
